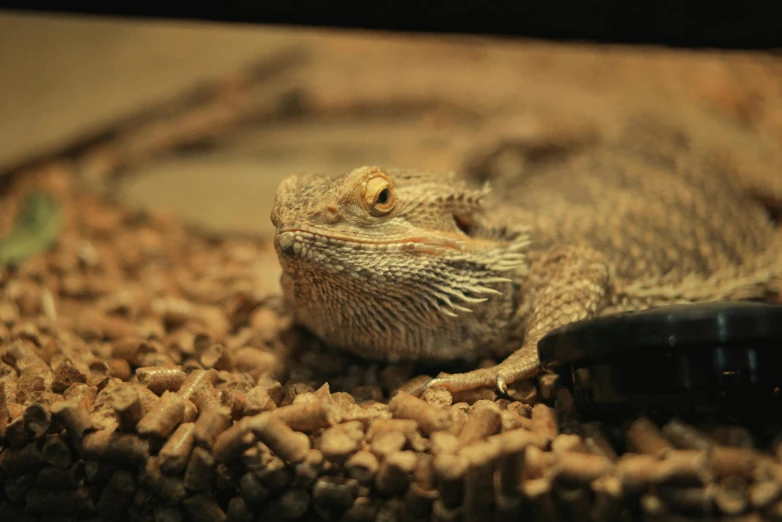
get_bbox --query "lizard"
[270,121,782,395]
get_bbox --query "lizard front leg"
[425,244,614,394]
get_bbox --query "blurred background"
[2,10,782,239]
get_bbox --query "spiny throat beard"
[275,229,530,362]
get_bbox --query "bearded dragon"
[270,123,782,395]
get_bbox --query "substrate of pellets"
[2,166,782,522]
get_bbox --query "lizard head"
[270,166,529,360]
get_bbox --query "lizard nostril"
[325,206,339,221]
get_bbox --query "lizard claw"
[495,374,509,395]
[421,376,444,394]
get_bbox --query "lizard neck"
[280,263,521,362]
[275,227,529,362]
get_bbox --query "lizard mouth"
[275,226,469,258]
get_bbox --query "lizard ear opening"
[453,212,474,236]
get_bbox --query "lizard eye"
[364,176,395,216]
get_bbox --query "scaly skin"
[271,126,782,395]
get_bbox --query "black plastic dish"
[537,301,782,422]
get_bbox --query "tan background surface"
[1,11,781,238]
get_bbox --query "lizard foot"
[423,344,540,395]
[423,361,539,396]
[423,367,499,394]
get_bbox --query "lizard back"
[466,117,782,289]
